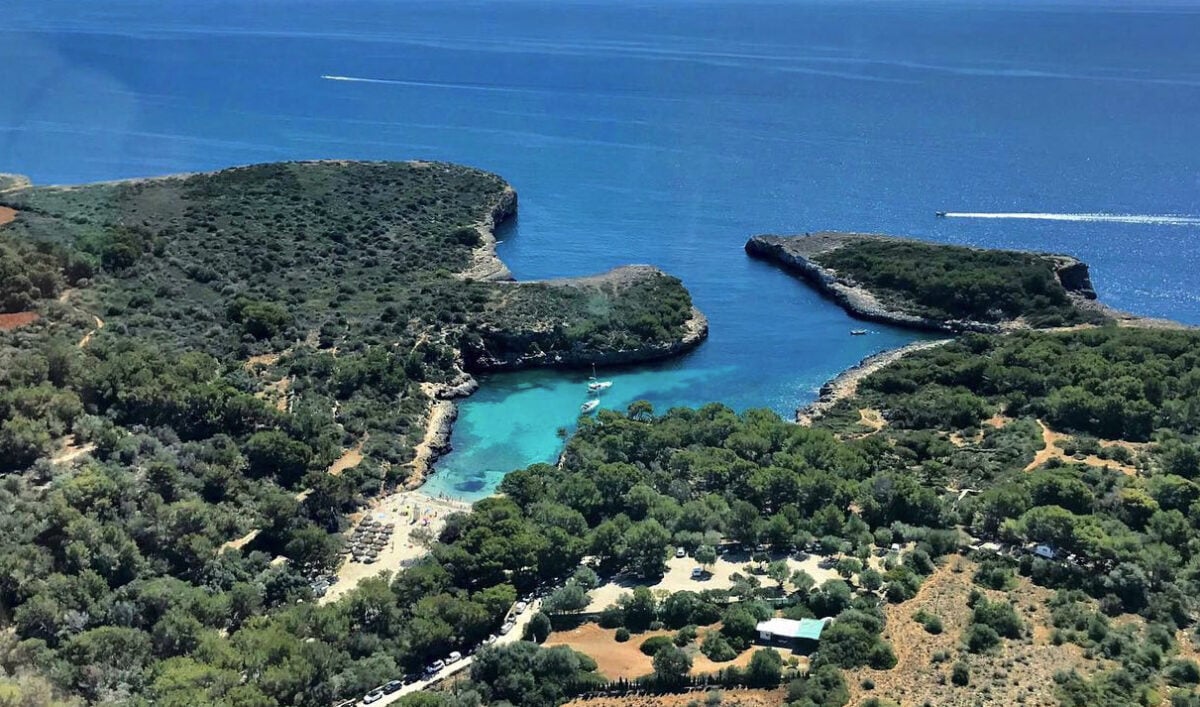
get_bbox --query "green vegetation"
[2,163,1198,706]
[0,162,700,706]
[812,239,1107,327]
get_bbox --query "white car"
[447,651,462,664]
[514,601,528,614]
[675,547,686,558]
[362,689,384,704]
[499,621,515,635]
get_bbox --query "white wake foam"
[321,74,532,95]
[942,212,1200,226]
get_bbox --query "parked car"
[363,689,384,704]
[500,621,515,635]
[483,634,498,645]
[675,547,687,558]
[690,567,705,579]
[426,659,446,675]
[514,601,528,614]
[447,651,462,664]
[382,680,404,694]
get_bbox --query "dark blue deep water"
[4,1,1199,498]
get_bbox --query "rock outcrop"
[459,185,518,282]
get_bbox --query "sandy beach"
[319,489,470,604]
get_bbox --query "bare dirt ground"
[319,490,469,605]
[328,435,367,476]
[0,312,39,331]
[843,558,1110,707]
[1025,419,1139,475]
[586,553,839,613]
[218,529,260,554]
[0,206,15,226]
[77,315,104,348]
[544,623,763,681]
[562,689,786,707]
[244,353,291,412]
[857,408,886,433]
[49,438,96,465]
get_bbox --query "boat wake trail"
[942,212,1200,226]
[321,74,536,95]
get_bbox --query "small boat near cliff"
[850,329,868,336]
[580,399,600,414]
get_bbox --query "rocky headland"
[745,232,1102,333]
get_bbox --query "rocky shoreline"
[459,184,518,282]
[745,232,1100,334]
[796,339,951,425]
[465,295,709,372]
[0,173,32,193]
[409,188,709,490]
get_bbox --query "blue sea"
[3,0,1199,500]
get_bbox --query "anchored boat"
[586,363,612,394]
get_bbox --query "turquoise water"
[4,0,1199,499]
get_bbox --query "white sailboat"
[586,363,612,394]
[580,399,600,414]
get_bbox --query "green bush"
[951,661,971,686]
[639,635,675,656]
[700,632,738,662]
[965,624,1000,653]
[614,628,630,643]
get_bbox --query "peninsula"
[745,232,1109,332]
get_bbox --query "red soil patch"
[0,206,15,227]
[544,623,768,682]
[0,311,39,331]
[545,624,673,680]
[563,689,786,707]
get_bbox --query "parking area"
[353,599,542,707]
[585,551,841,612]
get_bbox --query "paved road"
[360,599,543,707]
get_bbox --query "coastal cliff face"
[461,265,709,371]
[745,232,1102,333]
[0,174,32,193]
[460,185,518,282]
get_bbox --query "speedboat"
[935,211,947,218]
[580,399,600,414]
[850,329,868,336]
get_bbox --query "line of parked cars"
[344,598,541,705]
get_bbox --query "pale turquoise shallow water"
[3,0,1198,500]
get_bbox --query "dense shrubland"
[0,162,698,705]
[1,164,1197,705]
[813,239,1107,327]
